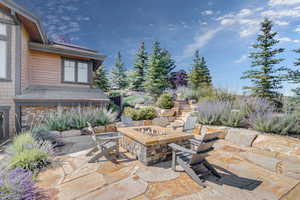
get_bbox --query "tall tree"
[93,65,110,92]
[241,18,285,105]
[132,42,148,91]
[144,41,175,96]
[111,51,128,89]
[188,50,212,89]
[289,49,300,97]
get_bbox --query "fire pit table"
[117,125,194,165]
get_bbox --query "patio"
[37,135,300,200]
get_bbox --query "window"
[0,23,8,81]
[78,62,88,83]
[62,58,90,84]
[0,107,9,141]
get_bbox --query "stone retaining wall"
[21,104,106,130]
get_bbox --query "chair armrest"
[188,138,203,145]
[168,143,196,154]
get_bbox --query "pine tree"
[144,41,175,96]
[241,18,285,105]
[289,49,300,96]
[132,42,148,91]
[93,65,110,92]
[111,51,128,89]
[188,50,212,89]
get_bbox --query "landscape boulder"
[225,128,259,147]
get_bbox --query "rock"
[105,124,117,132]
[133,120,144,126]
[94,126,106,133]
[136,166,180,182]
[160,109,176,117]
[240,151,280,172]
[225,128,259,147]
[280,183,300,200]
[61,130,82,138]
[279,159,300,179]
[143,120,152,126]
[144,173,203,200]
[80,128,90,135]
[252,134,300,158]
[201,125,229,139]
[78,176,148,200]
[57,172,105,200]
[152,117,170,127]
[49,131,61,138]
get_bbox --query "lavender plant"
[196,100,232,125]
[249,112,300,135]
[238,97,275,117]
[220,110,245,128]
[0,167,48,200]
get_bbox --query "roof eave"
[1,0,48,43]
[29,42,106,61]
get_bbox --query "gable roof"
[0,0,47,43]
[0,0,106,61]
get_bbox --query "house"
[0,0,109,142]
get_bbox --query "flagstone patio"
[37,135,300,200]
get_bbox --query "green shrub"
[124,106,157,120]
[123,94,154,107]
[249,113,300,135]
[156,93,174,109]
[9,148,49,172]
[95,108,118,126]
[108,91,121,97]
[7,133,53,172]
[139,107,157,120]
[45,112,71,132]
[220,111,245,128]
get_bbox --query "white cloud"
[268,0,300,6]
[234,54,248,64]
[274,20,289,26]
[202,10,214,15]
[220,19,235,25]
[183,28,222,58]
[238,9,252,17]
[278,37,292,42]
[295,27,300,33]
[278,37,300,43]
[261,9,300,18]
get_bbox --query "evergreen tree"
[111,51,128,89]
[93,65,110,92]
[241,18,285,105]
[144,41,175,96]
[289,49,300,97]
[132,42,148,91]
[188,50,212,89]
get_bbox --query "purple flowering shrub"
[196,100,232,125]
[0,167,47,200]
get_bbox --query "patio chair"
[172,116,198,132]
[168,132,221,186]
[86,122,122,163]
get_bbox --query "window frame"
[61,57,92,85]
[0,23,11,82]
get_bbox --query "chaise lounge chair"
[168,132,221,186]
[172,116,198,132]
[86,122,122,163]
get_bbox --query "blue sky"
[15,0,300,95]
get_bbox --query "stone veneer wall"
[20,104,107,130]
[120,135,190,166]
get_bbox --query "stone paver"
[78,176,148,200]
[138,174,203,200]
[57,172,105,200]
[37,134,300,200]
[136,165,180,182]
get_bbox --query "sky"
[14,0,300,96]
